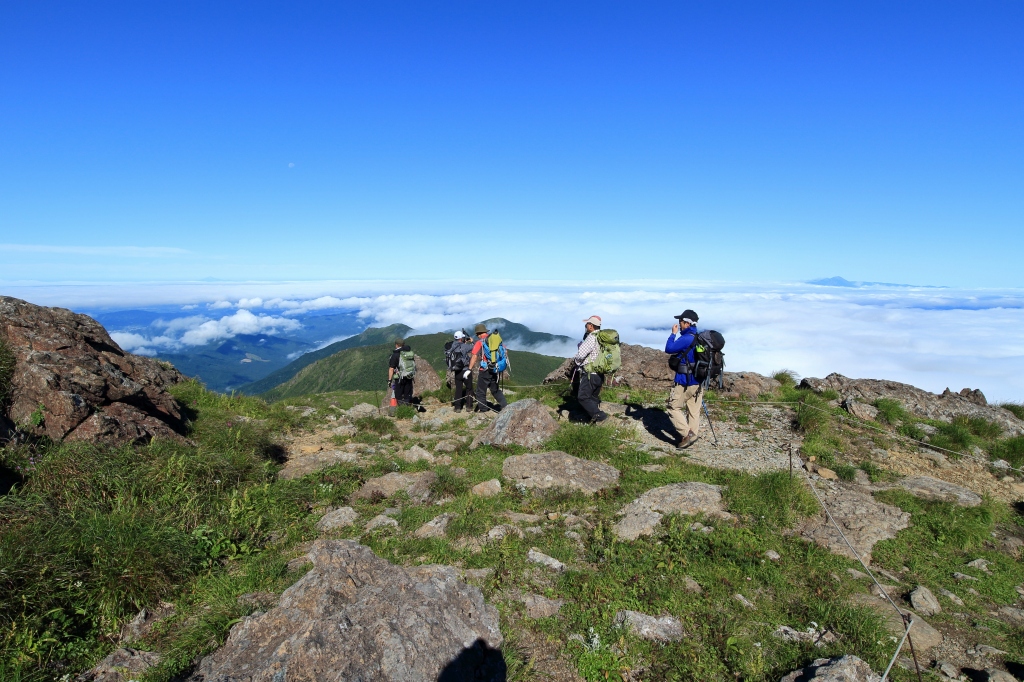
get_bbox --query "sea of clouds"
[4,279,1023,401]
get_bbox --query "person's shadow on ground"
[624,403,681,446]
[436,638,506,682]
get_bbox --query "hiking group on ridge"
[394,310,724,449]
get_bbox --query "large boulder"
[187,540,504,682]
[720,372,782,399]
[543,343,674,391]
[471,399,558,449]
[779,655,880,682]
[796,483,911,565]
[612,482,732,540]
[0,296,186,445]
[800,373,1024,436]
[412,356,441,397]
[502,451,619,495]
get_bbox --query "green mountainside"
[480,317,574,349]
[261,331,566,401]
[238,324,411,395]
[156,334,313,393]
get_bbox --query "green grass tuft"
[872,398,910,426]
[771,369,799,388]
[545,423,616,460]
[394,405,416,420]
[354,415,398,436]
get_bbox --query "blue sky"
[1,1,1022,286]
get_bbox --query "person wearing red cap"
[573,315,608,423]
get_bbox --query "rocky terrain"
[3,304,1023,682]
[0,296,187,445]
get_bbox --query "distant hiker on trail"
[445,330,475,412]
[574,315,610,423]
[388,338,416,410]
[469,323,507,413]
[665,310,703,448]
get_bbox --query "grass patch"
[872,398,911,426]
[992,435,1024,470]
[722,471,817,529]
[832,463,857,482]
[998,402,1024,420]
[546,423,616,460]
[394,404,416,420]
[354,415,399,436]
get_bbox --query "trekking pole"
[701,399,719,445]
[700,381,719,445]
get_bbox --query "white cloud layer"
[111,310,301,355]
[7,279,1024,401]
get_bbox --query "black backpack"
[669,330,726,384]
[444,340,468,371]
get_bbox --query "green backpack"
[586,329,621,375]
[396,350,417,380]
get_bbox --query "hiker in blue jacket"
[664,309,703,448]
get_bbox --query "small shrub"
[546,423,615,460]
[771,369,799,388]
[354,416,398,436]
[998,402,1024,420]
[394,405,416,420]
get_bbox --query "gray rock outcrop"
[316,507,359,532]
[1,296,187,445]
[801,373,1024,436]
[899,476,982,507]
[75,647,162,682]
[471,399,558,449]
[909,585,941,616]
[779,655,881,682]
[502,451,620,495]
[612,482,732,541]
[351,471,437,503]
[613,610,684,642]
[187,540,504,682]
[797,484,910,565]
[849,593,943,652]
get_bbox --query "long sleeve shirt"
[575,332,599,368]
[665,328,701,386]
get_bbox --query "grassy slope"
[237,324,412,395]
[3,379,1023,681]
[262,332,566,401]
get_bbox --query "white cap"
[453,330,467,339]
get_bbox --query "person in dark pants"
[450,330,474,412]
[387,339,415,408]
[469,323,507,413]
[574,315,608,423]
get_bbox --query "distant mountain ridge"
[808,276,943,289]
[238,324,411,395]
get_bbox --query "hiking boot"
[678,431,697,449]
[591,412,608,424]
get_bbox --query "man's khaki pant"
[667,383,703,439]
